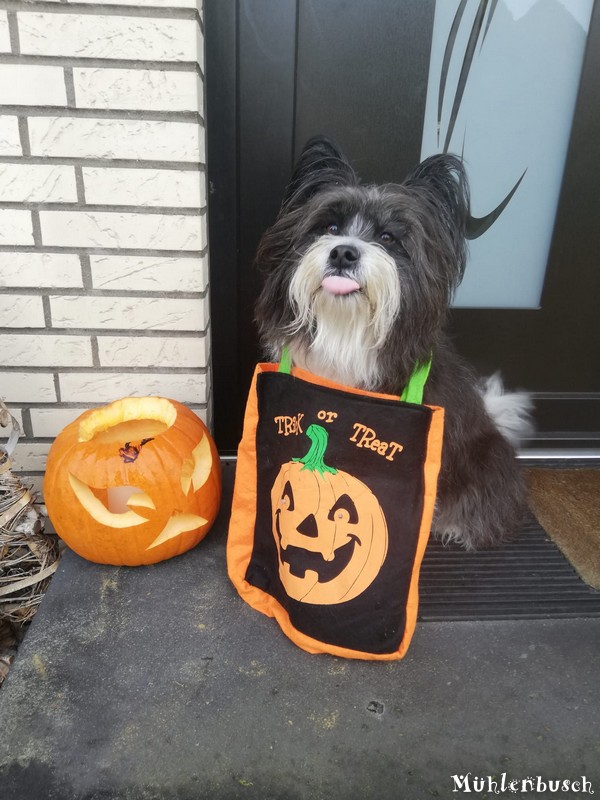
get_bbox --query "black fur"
[255,136,529,549]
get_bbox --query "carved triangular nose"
[296,513,319,538]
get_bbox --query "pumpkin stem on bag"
[292,424,338,477]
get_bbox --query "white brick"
[2,406,23,434]
[0,211,34,246]
[190,405,207,426]
[0,11,11,53]
[0,164,77,203]
[18,13,198,62]
[40,210,205,251]
[97,335,207,369]
[30,406,90,438]
[90,255,207,292]
[59,372,207,404]
[196,23,204,73]
[197,65,205,113]
[0,334,93,367]
[0,65,67,106]
[50,296,207,331]
[0,295,45,327]
[11,441,50,473]
[0,372,56,403]
[74,68,201,113]
[29,117,203,162]
[82,167,204,208]
[0,117,21,156]
[30,404,207,438]
[24,476,44,499]
[0,253,82,289]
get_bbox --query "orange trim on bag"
[226,365,261,608]
[397,404,444,658]
[227,363,444,661]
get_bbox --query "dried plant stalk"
[0,404,60,628]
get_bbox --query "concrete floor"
[1,461,599,800]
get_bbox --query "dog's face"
[255,136,469,390]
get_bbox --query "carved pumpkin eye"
[44,396,222,566]
[179,434,214,496]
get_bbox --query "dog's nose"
[329,244,360,271]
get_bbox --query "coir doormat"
[526,469,600,590]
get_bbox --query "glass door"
[421,0,594,309]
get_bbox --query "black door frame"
[206,1,299,452]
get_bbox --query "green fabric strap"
[400,357,432,405]
[279,345,431,405]
[278,346,293,374]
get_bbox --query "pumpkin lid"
[78,397,178,444]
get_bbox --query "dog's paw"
[431,524,476,551]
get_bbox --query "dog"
[254,135,532,550]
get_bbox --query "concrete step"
[1,462,598,799]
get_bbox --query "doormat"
[418,517,600,621]
[526,469,600,590]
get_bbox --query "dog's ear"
[281,135,358,212]
[405,154,470,233]
[404,154,470,282]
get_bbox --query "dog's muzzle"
[322,242,362,295]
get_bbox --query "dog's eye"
[380,231,395,243]
[326,223,340,235]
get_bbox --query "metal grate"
[418,518,600,621]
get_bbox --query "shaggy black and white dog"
[255,136,532,550]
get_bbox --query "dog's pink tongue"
[321,276,361,295]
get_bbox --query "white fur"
[287,235,400,388]
[481,372,534,447]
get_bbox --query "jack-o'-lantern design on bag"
[271,424,388,604]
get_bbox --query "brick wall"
[0,0,209,495]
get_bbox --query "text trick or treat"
[44,397,221,566]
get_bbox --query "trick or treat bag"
[227,351,444,660]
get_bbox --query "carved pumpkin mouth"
[68,475,155,527]
[67,472,208,552]
[275,509,360,583]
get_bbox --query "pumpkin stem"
[293,424,337,476]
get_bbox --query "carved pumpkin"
[271,424,388,604]
[44,397,221,566]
